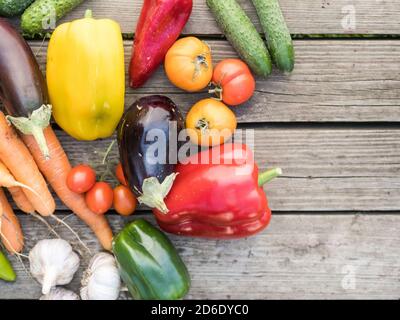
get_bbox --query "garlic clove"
[40,287,80,300]
[29,239,80,295]
[80,252,121,300]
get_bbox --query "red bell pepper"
[153,143,281,239]
[129,0,193,88]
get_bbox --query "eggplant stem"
[30,126,50,160]
[6,104,52,160]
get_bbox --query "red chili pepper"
[129,0,193,88]
[153,143,281,239]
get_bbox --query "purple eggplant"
[0,18,51,158]
[117,95,185,213]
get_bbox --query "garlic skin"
[40,287,80,300]
[29,239,80,295]
[80,252,121,300]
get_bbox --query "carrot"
[0,188,24,254]
[7,186,35,214]
[0,112,55,216]
[23,126,113,250]
[0,160,41,205]
[0,160,61,238]
[0,157,35,214]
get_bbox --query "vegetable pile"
[0,0,292,300]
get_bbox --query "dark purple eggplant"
[117,95,185,213]
[0,18,51,158]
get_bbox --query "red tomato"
[113,185,137,216]
[66,164,96,194]
[115,163,128,186]
[85,182,114,215]
[211,59,255,106]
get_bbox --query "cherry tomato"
[66,164,96,194]
[113,185,137,216]
[186,98,237,147]
[85,182,114,215]
[211,59,255,106]
[115,163,127,186]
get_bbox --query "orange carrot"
[0,188,24,254]
[0,160,41,205]
[23,126,113,250]
[0,159,35,213]
[0,112,55,216]
[7,186,35,214]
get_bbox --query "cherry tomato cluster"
[66,163,137,216]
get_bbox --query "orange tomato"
[165,37,213,92]
[186,98,237,147]
[211,59,255,106]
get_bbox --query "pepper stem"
[258,168,282,186]
[84,9,93,19]
[6,104,52,160]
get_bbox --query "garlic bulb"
[29,239,80,295]
[40,287,80,300]
[80,252,121,300]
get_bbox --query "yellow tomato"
[165,37,213,92]
[186,98,237,147]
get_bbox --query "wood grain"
[25,126,397,212]
[11,0,400,35]
[1,213,399,299]
[1,0,399,302]
[26,40,400,123]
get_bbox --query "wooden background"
[1,0,399,299]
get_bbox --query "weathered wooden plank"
[29,40,400,123]
[34,126,399,212]
[1,213,399,299]
[11,0,400,35]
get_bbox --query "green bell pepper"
[0,249,16,282]
[112,219,190,300]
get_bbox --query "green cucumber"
[21,0,84,35]
[207,0,272,77]
[251,0,295,73]
[0,0,34,17]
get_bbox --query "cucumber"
[251,0,295,73]
[207,0,272,77]
[21,0,84,35]
[0,0,34,17]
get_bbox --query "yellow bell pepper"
[46,10,125,140]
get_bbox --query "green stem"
[6,104,52,160]
[31,125,50,160]
[85,9,93,19]
[258,168,282,186]
[102,140,116,165]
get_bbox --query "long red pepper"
[153,143,281,239]
[129,0,193,88]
